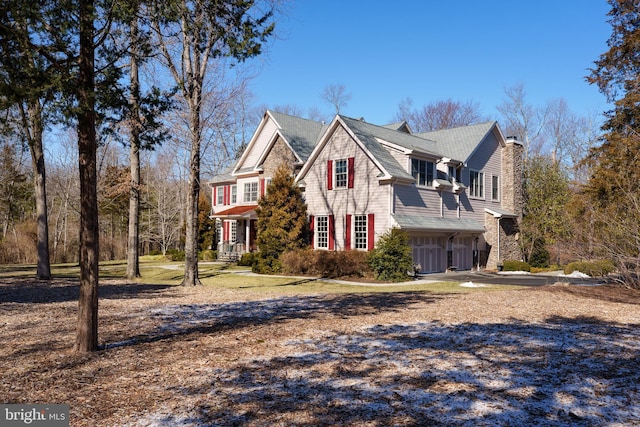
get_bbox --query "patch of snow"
[460,281,486,288]
[128,296,640,426]
[561,271,591,278]
[497,270,531,275]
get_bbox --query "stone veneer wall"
[261,136,297,177]
[485,140,524,270]
[501,140,524,217]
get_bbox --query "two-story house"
[209,110,523,271]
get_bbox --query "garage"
[409,235,444,273]
[409,235,477,273]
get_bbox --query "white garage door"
[409,236,444,273]
[448,237,472,270]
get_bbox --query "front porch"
[217,242,247,262]
[211,205,258,261]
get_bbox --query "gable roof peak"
[416,121,501,163]
[382,120,412,134]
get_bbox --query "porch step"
[217,253,239,262]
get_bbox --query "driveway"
[418,270,605,287]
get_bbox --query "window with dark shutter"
[355,214,368,250]
[335,159,347,188]
[316,216,328,249]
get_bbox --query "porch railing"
[217,242,246,261]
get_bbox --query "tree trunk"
[27,101,51,280]
[75,0,99,352]
[126,14,141,279]
[181,103,202,286]
[127,142,141,279]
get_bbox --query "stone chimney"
[501,137,524,220]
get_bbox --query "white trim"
[233,112,271,174]
[485,207,518,218]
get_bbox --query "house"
[209,110,523,271]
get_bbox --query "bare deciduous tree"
[497,83,549,161]
[541,99,602,182]
[47,134,80,264]
[151,0,275,286]
[321,84,351,114]
[144,153,183,255]
[394,97,487,132]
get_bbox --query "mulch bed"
[1,278,639,426]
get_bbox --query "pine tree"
[586,0,640,206]
[585,0,640,287]
[255,164,309,273]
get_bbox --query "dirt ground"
[1,278,639,426]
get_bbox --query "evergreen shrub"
[502,260,531,272]
[367,228,413,282]
[280,249,372,279]
[165,249,185,261]
[238,252,259,267]
[564,259,615,277]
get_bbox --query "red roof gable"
[213,205,258,217]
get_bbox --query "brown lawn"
[1,277,639,426]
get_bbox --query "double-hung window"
[216,186,224,205]
[335,159,348,188]
[354,215,368,250]
[469,170,484,198]
[316,216,328,249]
[244,182,258,202]
[492,175,499,201]
[231,185,237,204]
[411,158,434,187]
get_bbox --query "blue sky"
[249,0,613,125]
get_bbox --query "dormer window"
[448,166,459,182]
[411,158,434,187]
